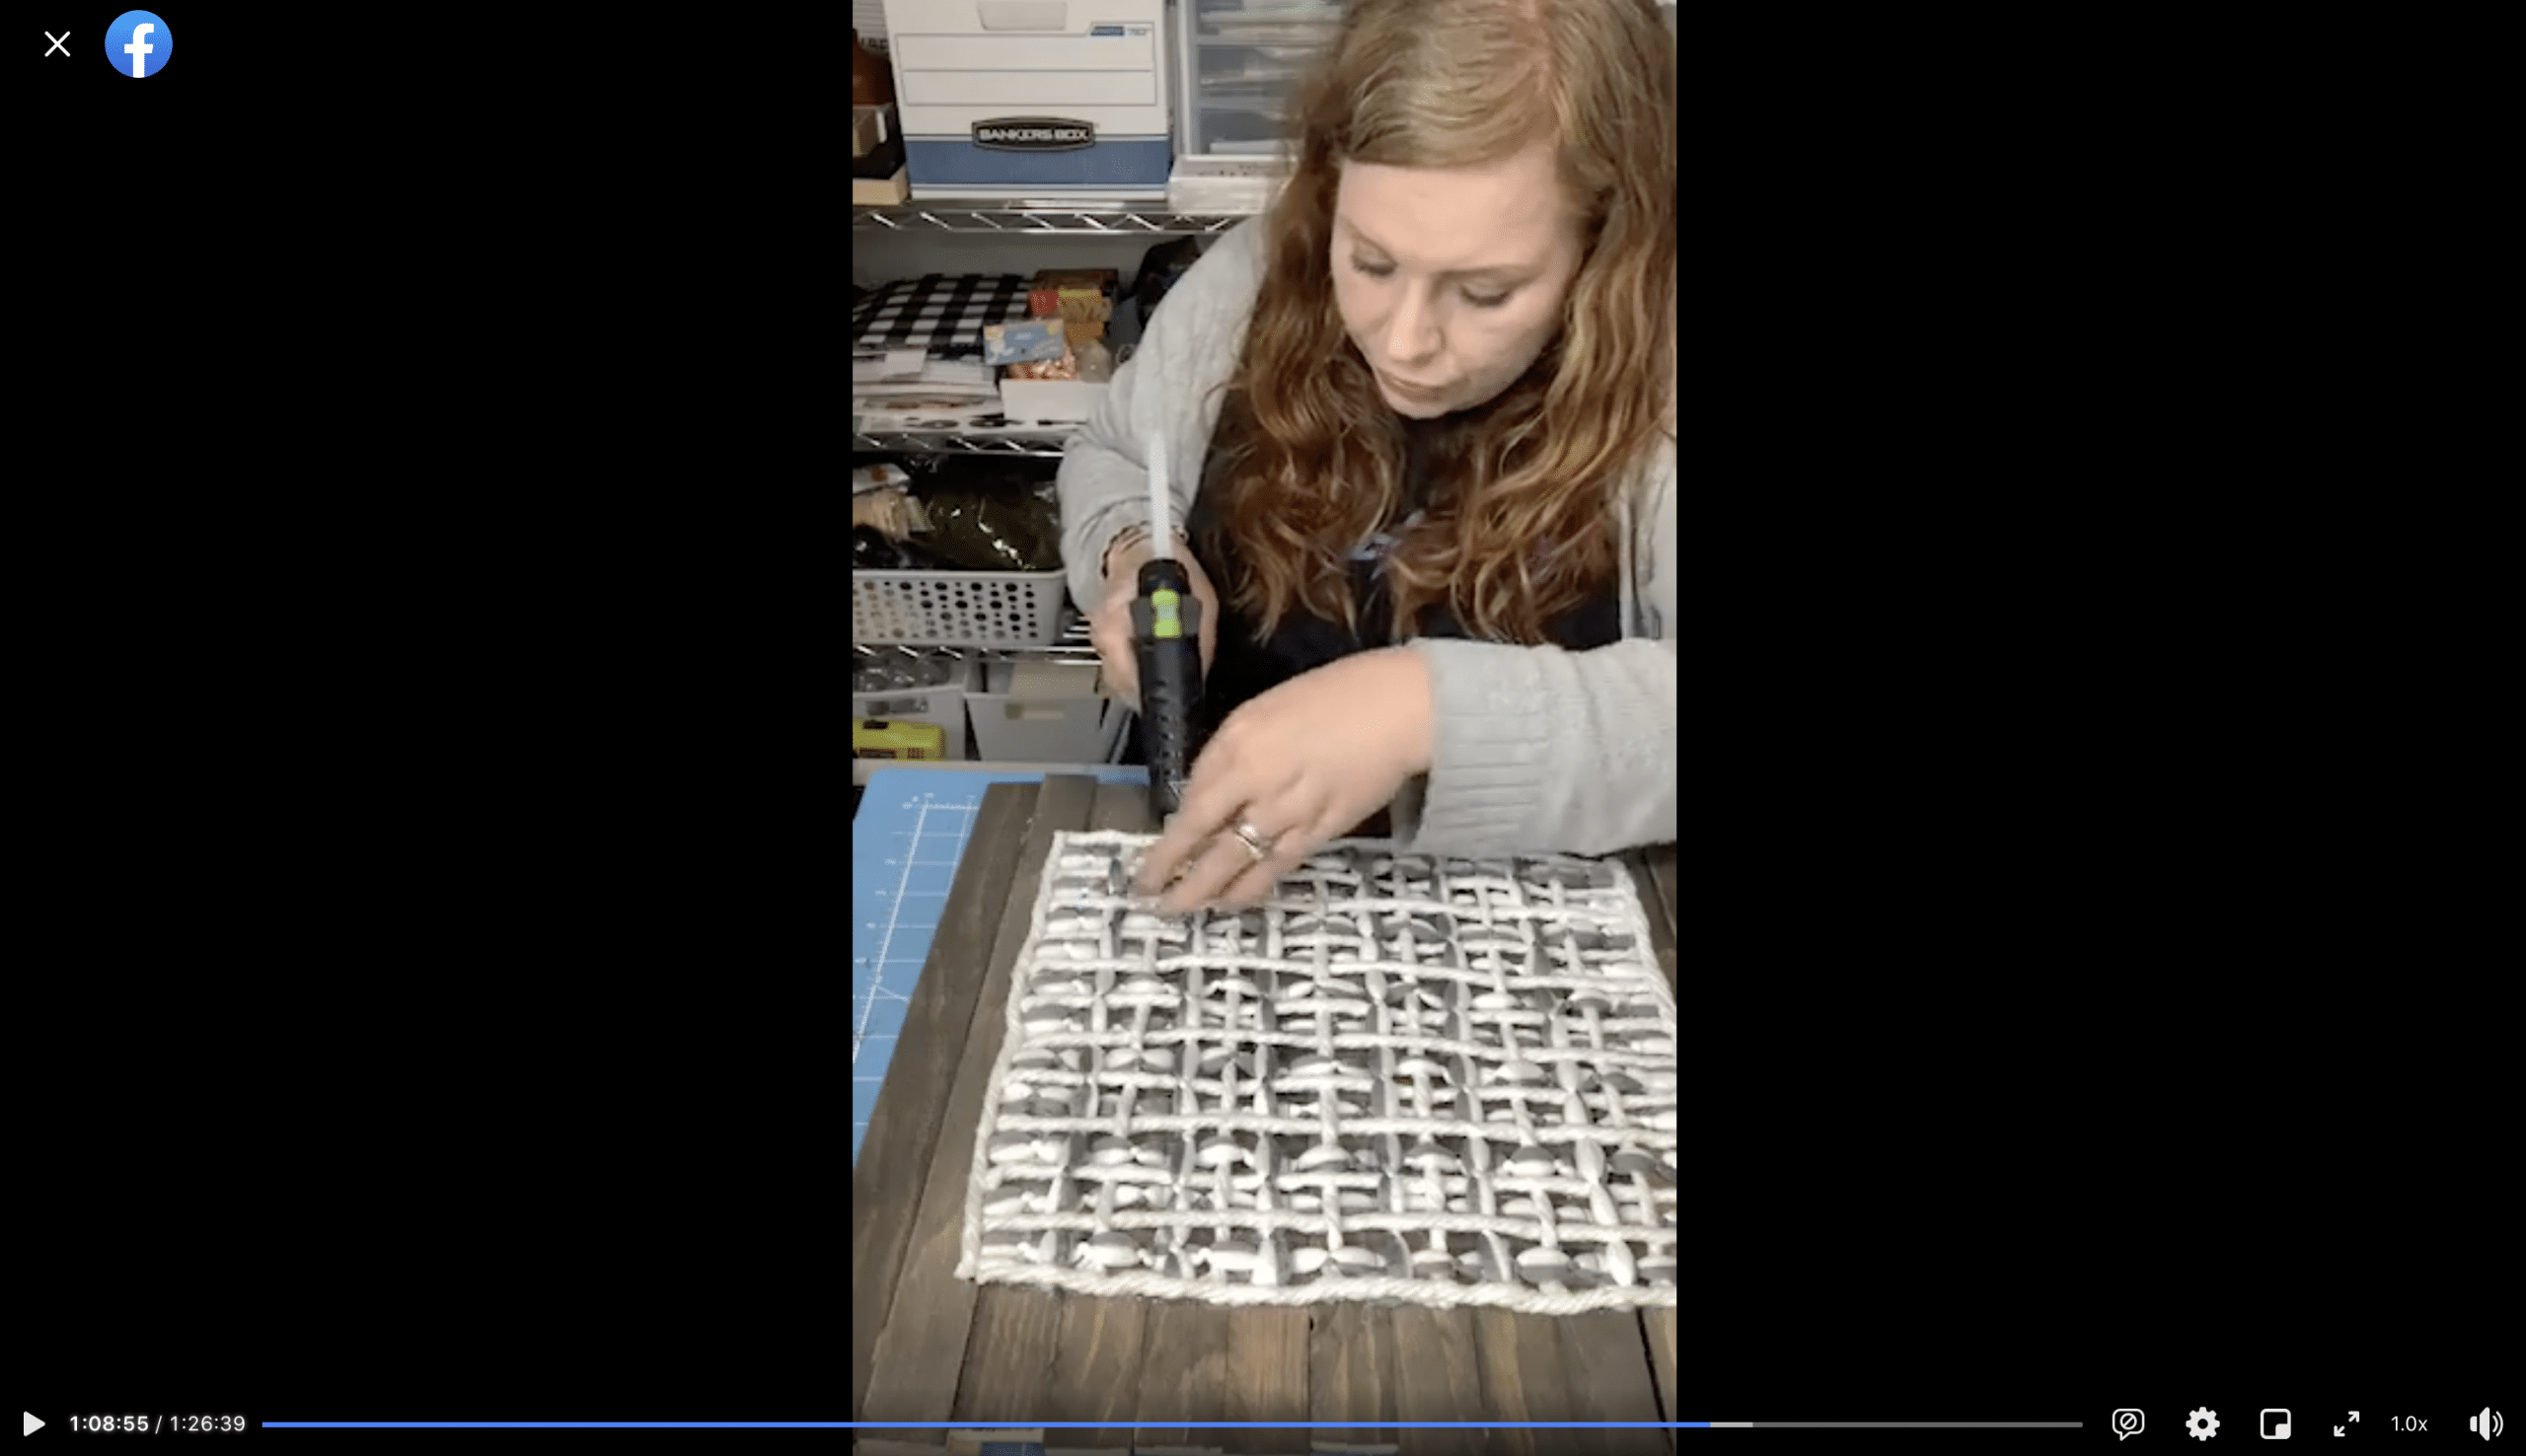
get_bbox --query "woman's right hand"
[1088,531,1220,709]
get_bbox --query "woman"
[1059,0,1676,911]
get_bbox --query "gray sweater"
[1058,220,1676,857]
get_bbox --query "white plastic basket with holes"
[853,568,1072,648]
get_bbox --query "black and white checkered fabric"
[852,274,1033,361]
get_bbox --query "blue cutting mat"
[853,765,1147,1166]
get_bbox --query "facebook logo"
[106,11,174,78]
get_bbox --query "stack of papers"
[852,274,1034,429]
[852,350,1001,424]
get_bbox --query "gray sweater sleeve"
[1058,222,1269,611]
[1388,448,1679,858]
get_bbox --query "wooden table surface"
[853,775,1682,1452]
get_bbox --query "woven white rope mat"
[957,832,1678,1313]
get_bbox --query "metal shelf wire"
[853,611,1097,663]
[852,204,1254,236]
[853,199,1241,453]
[851,427,1075,457]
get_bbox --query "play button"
[24,1413,42,1435]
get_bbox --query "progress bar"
[260,1420,2091,1430]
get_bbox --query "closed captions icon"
[106,11,173,78]
[2116,1410,2147,1440]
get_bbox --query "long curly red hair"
[1206,0,1676,644]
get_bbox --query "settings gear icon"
[2187,1408,2221,1440]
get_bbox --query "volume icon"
[2472,1407,2502,1441]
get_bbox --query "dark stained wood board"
[853,776,1678,1442]
[1647,842,1678,923]
[1469,1306,1575,1454]
[1644,1305,1680,1447]
[853,781,1039,1422]
[1388,1303,1486,1456]
[1633,843,1678,991]
[1631,842,1680,1447]
[861,774,1098,1422]
[1028,780,1177,1446]
[1561,1310,1670,1456]
[948,786,1113,1422]
[1220,1302,1313,1455]
[1307,1298,1399,1445]
[952,1273,1065,1425]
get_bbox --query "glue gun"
[1129,441,1204,821]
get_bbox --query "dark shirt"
[1185,417,1622,741]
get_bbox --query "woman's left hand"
[1135,646,1434,911]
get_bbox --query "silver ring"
[1231,820,1275,863]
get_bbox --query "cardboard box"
[1029,268,1116,342]
[885,0,1172,201]
[1032,267,1118,298]
[852,168,910,206]
[998,378,1106,424]
[853,105,891,159]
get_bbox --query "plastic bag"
[916,481,1064,571]
[852,650,961,694]
[854,526,943,570]
[853,486,919,539]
